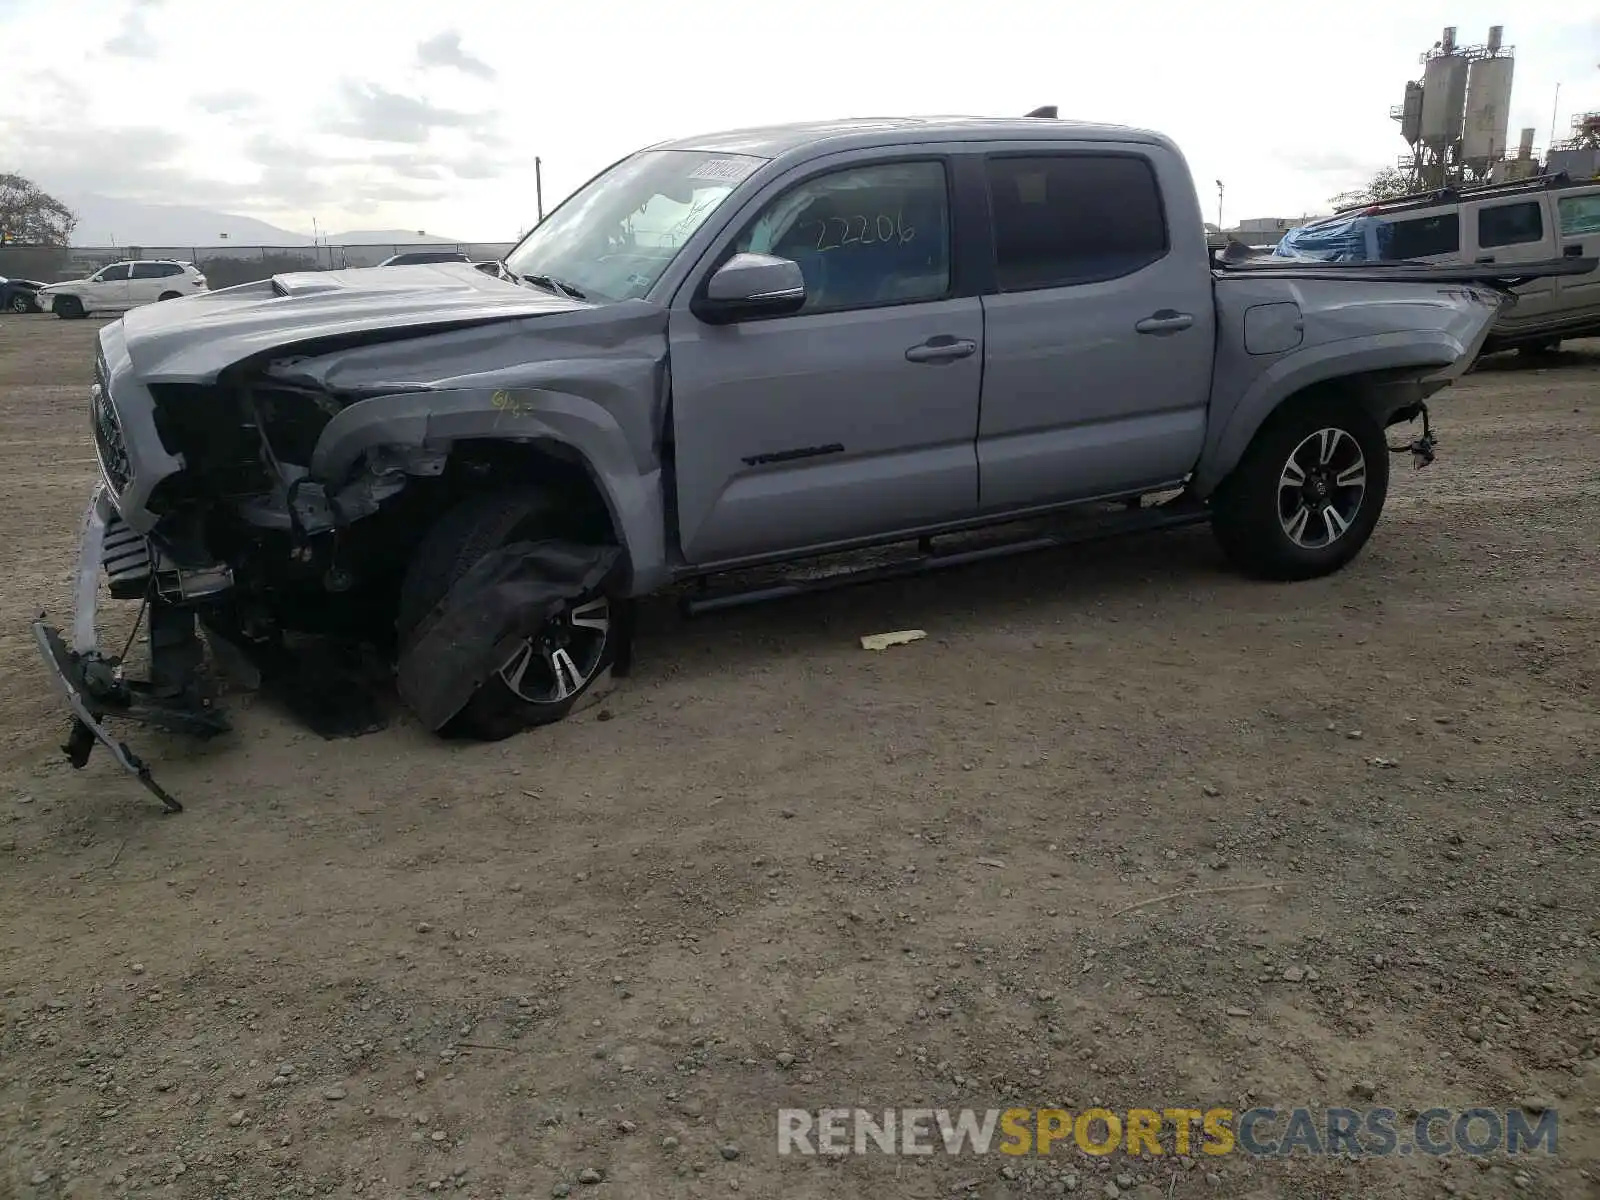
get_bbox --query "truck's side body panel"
[1196,273,1504,492]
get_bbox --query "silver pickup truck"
[32,111,1594,806]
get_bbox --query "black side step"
[681,500,1211,616]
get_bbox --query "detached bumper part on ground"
[30,485,230,812]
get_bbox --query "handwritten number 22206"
[808,212,915,252]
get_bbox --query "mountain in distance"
[61,194,469,248]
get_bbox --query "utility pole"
[1215,180,1224,232]
[1549,83,1561,150]
[535,157,544,223]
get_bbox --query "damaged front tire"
[396,488,621,740]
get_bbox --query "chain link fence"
[0,243,518,289]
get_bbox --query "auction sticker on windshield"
[688,157,761,185]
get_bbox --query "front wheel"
[396,488,619,740]
[1211,398,1390,581]
[53,295,85,319]
[7,294,29,314]
[157,291,183,301]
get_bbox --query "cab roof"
[652,115,1167,161]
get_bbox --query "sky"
[1,0,1597,242]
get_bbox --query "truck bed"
[1213,251,1598,290]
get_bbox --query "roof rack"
[1334,171,1587,217]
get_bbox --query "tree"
[0,173,77,246]
[1329,167,1414,211]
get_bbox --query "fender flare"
[308,386,669,594]
[1192,330,1470,495]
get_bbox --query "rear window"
[1477,201,1544,248]
[131,262,184,279]
[1558,193,1600,237]
[1383,212,1459,259]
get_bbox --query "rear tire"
[54,295,85,320]
[1211,396,1390,581]
[397,488,619,741]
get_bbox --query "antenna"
[1024,105,1057,118]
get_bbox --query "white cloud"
[417,30,496,80]
[0,0,1596,241]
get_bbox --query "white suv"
[37,260,208,319]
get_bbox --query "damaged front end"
[33,270,665,807]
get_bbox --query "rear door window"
[1477,201,1544,248]
[1383,212,1459,259]
[984,154,1169,290]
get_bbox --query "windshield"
[504,149,765,304]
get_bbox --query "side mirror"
[693,252,806,325]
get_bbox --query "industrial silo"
[1419,52,1469,148]
[1463,52,1515,164]
[1399,81,1424,145]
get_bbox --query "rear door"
[667,152,984,565]
[1554,189,1600,323]
[973,145,1214,512]
[1463,196,1559,327]
[128,262,169,305]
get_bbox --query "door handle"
[1134,310,1194,335]
[905,336,977,364]
[1564,244,1584,258]
[1475,255,1496,264]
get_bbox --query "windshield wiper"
[521,272,587,301]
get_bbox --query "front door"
[86,264,131,311]
[974,147,1215,511]
[667,156,982,566]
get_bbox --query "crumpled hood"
[115,261,588,384]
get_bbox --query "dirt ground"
[0,314,1595,1200]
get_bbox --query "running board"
[681,501,1212,616]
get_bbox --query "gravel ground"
[0,314,1596,1200]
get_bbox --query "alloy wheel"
[496,596,611,704]
[1277,427,1367,550]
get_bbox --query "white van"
[1277,175,1600,354]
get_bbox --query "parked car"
[0,275,47,314]
[375,250,473,267]
[1275,174,1600,354]
[36,260,208,318]
[32,111,1593,800]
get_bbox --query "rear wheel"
[396,488,618,740]
[53,295,85,320]
[1211,397,1390,581]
